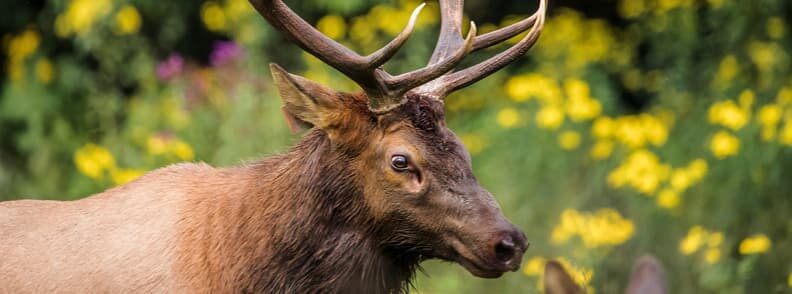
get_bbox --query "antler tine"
[365,3,426,68]
[471,13,538,52]
[249,0,424,99]
[427,0,465,65]
[381,22,477,97]
[417,0,547,98]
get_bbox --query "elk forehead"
[384,95,474,179]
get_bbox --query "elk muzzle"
[444,191,529,278]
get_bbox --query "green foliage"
[2,0,791,292]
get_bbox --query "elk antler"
[250,0,546,112]
[413,0,547,99]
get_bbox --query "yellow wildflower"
[688,159,709,180]
[670,169,692,192]
[504,75,532,102]
[74,143,116,180]
[713,55,738,88]
[739,234,772,255]
[35,58,55,84]
[591,116,615,139]
[767,17,786,39]
[780,120,792,146]
[590,140,614,160]
[618,0,645,18]
[788,272,791,288]
[522,256,546,277]
[551,208,634,248]
[317,14,347,40]
[778,87,792,105]
[607,149,669,195]
[54,0,113,37]
[758,104,782,141]
[709,131,740,159]
[656,189,680,209]
[566,96,602,122]
[758,104,783,127]
[708,232,723,247]
[459,134,486,155]
[679,226,705,255]
[558,131,581,150]
[704,248,721,264]
[554,258,594,291]
[7,29,40,61]
[496,107,520,128]
[172,141,195,161]
[536,105,565,129]
[708,100,749,131]
[146,135,169,155]
[114,5,142,35]
[505,74,561,103]
[110,168,144,185]
[201,2,226,32]
[748,41,780,72]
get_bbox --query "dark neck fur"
[180,131,420,293]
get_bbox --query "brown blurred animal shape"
[544,255,668,294]
[0,0,547,293]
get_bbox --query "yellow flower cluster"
[592,114,669,150]
[201,0,252,33]
[538,9,624,71]
[551,208,635,248]
[496,107,521,128]
[114,5,142,35]
[679,226,723,264]
[558,131,581,150]
[505,73,562,104]
[344,0,437,52]
[739,234,772,255]
[73,143,144,185]
[712,55,739,88]
[748,41,783,73]
[522,256,594,293]
[565,79,603,122]
[459,133,487,155]
[146,135,195,161]
[5,28,41,82]
[766,17,786,40]
[35,58,55,84]
[708,90,753,131]
[706,90,755,159]
[503,75,602,135]
[55,0,112,37]
[709,130,740,159]
[757,87,792,145]
[619,0,695,18]
[607,149,670,195]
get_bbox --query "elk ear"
[625,255,667,294]
[270,63,341,133]
[544,260,584,294]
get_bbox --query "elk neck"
[177,130,419,293]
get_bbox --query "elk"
[0,0,546,293]
[543,255,668,294]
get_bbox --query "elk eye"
[390,155,410,171]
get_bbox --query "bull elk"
[0,0,547,292]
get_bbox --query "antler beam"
[251,0,547,111]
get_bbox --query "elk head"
[249,0,547,278]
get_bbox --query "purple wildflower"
[156,54,184,81]
[210,40,243,67]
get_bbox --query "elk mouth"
[444,236,521,278]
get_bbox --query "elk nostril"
[494,238,516,263]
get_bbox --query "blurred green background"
[1,0,791,293]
